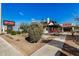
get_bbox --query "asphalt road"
[0,37,22,56]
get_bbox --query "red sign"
[3,20,15,26]
[62,23,72,27]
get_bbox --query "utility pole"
[0,4,2,34]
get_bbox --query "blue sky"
[2,3,79,25]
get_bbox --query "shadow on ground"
[41,39,79,56]
[25,35,79,56]
[55,51,67,56]
[66,35,79,45]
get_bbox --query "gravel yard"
[1,33,79,56]
[0,34,45,56]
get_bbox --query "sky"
[2,3,79,25]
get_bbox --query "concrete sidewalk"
[31,35,66,56]
[0,37,22,56]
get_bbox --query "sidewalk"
[31,35,66,56]
[0,34,44,55]
[0,37,22,56]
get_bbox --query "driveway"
[31,35,66,56]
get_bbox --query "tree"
[19,23,29,33]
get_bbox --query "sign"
[3,20,15,26]
[61,23,72,27]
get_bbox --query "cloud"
[18,12,24,16]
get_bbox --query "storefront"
[47,21,60,33]
[60,23,73,32]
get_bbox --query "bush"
[26,23,43,43]
[7,30,12,34]
[17,31,21,34]
[11,31,17,35]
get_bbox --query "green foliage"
[7,30,12,34]
[11,30,17,35]
[27,23,43,43]
[17,31,21,34]
[19,23,29,33]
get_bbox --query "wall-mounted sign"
[62,23,72,27]
[3,20,15,26]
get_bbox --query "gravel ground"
[0,34,45,56]
[62,35,79,56]
[1,34,79,56]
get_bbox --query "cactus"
[27,23,43,43]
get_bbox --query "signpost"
[3,20,15,26]
[3,20,15,33]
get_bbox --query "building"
[60,23,73,32]
[42,18,60,34]
[60,23,79,33]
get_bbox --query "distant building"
[60,23,79,32]
[60,23,72,32]
[42,18,79,34]
[42,18,60,34]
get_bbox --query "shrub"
[17,31,21,34]
[7,30,12,34]
[11,31,17,35]
[26,23,43,43]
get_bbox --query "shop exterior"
[47,22,60,33]
[42,18,60,34]
[42,18,79,34]
[43,19,61,34]
[60,23,79,33]
[60,23,73,32]
[45,22,79,34]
